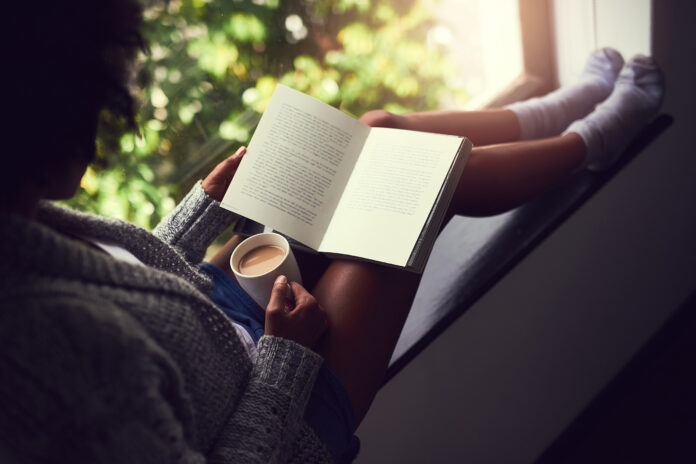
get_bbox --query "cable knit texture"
[0,181,333,463]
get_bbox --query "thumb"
[266,275,288,312]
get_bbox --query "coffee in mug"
[238,245,286,276]
[230,233,302,308]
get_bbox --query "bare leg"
[311,260,421,426]
[209,237,419,426]
[209,120,585,430]
[361,108,521,146]
[294,251,331,290]
[307,134,586,428]
[212,56,656,428]
[384,110,586,217]
[448,132,586,218]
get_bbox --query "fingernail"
[275,275,287,285]
[228,146,246,160]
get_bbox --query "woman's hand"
[202,146,246,202]
[359,109,407,129]
[265,275,328,350]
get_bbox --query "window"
[554,0,652,87]
[432,0,653,107]
[70,0,560,226]
[424,0,524,109]
[425,0,557,109]
[75,0,494,226]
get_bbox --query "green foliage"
[64,0,465,229]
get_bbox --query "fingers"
[287,281,314,308]
[264,277,328,349]
[201,146,246,201]
[266,275,289,313]
[224,146,246,168]
[359,109,401,128]
[213,146,246,180]
[288,281,328,332]
[221,146,245,183]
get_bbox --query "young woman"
[0,1,663,462]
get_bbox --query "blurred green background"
[65,0,465,229]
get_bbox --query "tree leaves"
[65,0,464,230]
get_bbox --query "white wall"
[356,0,696,462]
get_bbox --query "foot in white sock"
[506,48,624,140]
[564,55,665,171]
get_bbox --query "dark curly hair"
[4,0,145,191]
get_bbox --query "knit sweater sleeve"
[0,295,329,464]
[209,336,328,464]
[153,181,239,264]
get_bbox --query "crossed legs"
[211,112,592,426]
[213,50,665,428]
[307,110,586,426]
[451,131,586,217]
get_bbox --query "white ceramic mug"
[230,233,302,309]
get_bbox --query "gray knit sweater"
[0,182,334,463]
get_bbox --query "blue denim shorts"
[200,263,360,463]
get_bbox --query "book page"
[221,85,370,249]
[319,128,464,266]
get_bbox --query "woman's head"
[4,0,145,200]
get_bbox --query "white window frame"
[483,0,557,108]
[554,0,652,87]
[486,0,652,108]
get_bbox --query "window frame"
[483,0,557,109]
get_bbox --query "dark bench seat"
[386,115,673,382]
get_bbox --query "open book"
[221,84,472,273]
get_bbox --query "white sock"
[506,48,624,139]
[564,55,665,171]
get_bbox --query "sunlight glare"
[426,0,523,109]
